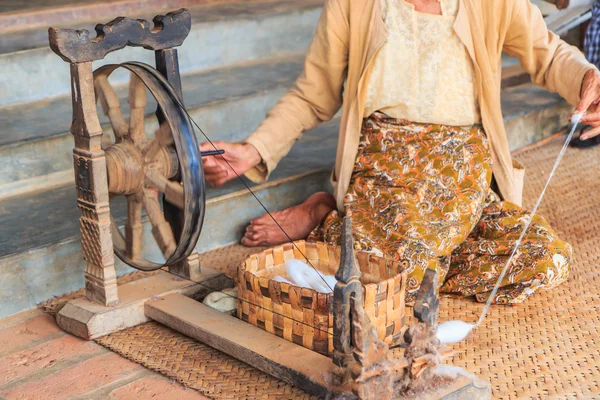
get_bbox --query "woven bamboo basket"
[237,240,408,356]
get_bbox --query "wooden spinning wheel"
[94,62,205,271]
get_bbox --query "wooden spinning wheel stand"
[48,9,491,399]
[49,9,229,339]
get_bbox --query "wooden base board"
[146,293,492,399]
[57,269,231,340]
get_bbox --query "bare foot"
[241,192,336,247]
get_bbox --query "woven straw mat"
[94,135,600,399]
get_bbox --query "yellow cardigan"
[244,0,595,210]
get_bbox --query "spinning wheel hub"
[105,141,179,196]
[105,142,144,195]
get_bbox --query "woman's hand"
[199,141,262,187]
[575,69,600,140]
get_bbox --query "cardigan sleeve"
[243,0,349,183]
[503,0,596,107]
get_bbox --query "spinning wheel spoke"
[145,169,184,209]
[144,123,173,162]
[94,74,128,140]
[125,193,144,260]
[128,73,147,144]
[142,188,177,259]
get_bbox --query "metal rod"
[201,150,225,157]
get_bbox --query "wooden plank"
[57,269,230,340]
[145,294,491,399]
[145,293,333,398]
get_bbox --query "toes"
[241,236,266,247]
[246,224,259,234]
[251,214,274,226]
[243,228,264,242]
[242,225,271,246]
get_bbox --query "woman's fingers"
[198,140,258,186]
[205,170,228,182]
[579,111,600,124]
[199,141,219,154]
[202,154,218,169]
[205,170,229,187]
[575,92,596,115]
[580,125,600,140]
[203,161,226,176]
[575,70,600,115]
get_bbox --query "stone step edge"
[2,0,324,57]
[0,88,571,200]
[0,52,306,199]
[0,0,285,34]
[0,168,331,318]
[0,167,330,261]
[0,50,302,125]
[0,170,73,200]
[0,88,293,200]
[1,2,322,107]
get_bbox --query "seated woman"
[200,0,600,304]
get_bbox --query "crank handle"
[200,149,225,157]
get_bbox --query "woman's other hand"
[575,69,600,140]
[199,141,262,187]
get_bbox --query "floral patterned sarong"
[309,112,572,304]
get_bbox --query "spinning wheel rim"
[94,62,205,271]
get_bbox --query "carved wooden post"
[413,268,440,326]
[332,217,394,399]
[71,62,119,306]
[333,217,363,369]
[48,9,196,304]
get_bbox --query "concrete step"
[0,75,573,199]
[0,119,337,318]
[0,0,323,107]
[502,83,573,150]
[0,53,304,198]
[1,0,225,37]
[500,21,582,89]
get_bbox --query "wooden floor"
[0,308,209,400]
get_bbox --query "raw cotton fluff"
[271,259,337,293]
[436,320,475,344]
[203,287,239,315]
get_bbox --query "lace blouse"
[363,0,481,126]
